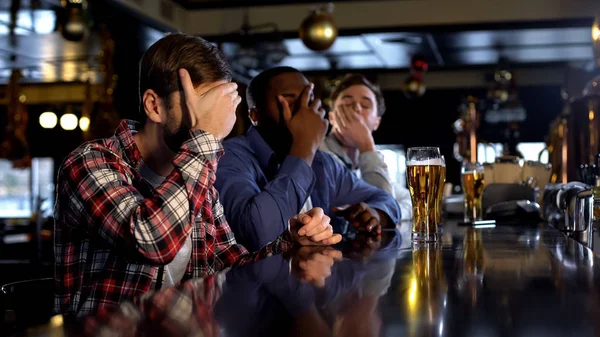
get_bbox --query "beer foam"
[407,159,443,166]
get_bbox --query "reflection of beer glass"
[461,162,485,222]
[406,243,447,335]
[407,147,443,242]
[459,228,485,307]
[434,156,447,226]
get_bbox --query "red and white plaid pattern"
[54,120,292,317]
[80,275,225,337]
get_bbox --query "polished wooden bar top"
[33,221,600,337]
[389,221,600,337]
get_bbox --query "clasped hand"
[289,207,342,246]
[333,202,385,235]
[288,207,343,287]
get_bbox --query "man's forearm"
[229,230,295,268]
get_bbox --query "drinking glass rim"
[462,161,484,168]
[407,146,440,151]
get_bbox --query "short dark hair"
[246,66,300,111]
[330,74,386,116]
[138,32,232,121]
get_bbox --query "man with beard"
[215,67,401,250]
[53,34,341,317]
[320,73,412,220]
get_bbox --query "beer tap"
[468,99,478,163]
[543,182,597,249]
[566,189,595,249]
[453,96,481,164]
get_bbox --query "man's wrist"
[289,141,316,165]
[179,129,224,162]
[358,142,376,153]
[283,225,296,244]
[357,137,376,153]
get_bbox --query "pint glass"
[461,162,485,222]
[407,147,444,242]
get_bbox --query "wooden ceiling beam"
[0,83,103,104]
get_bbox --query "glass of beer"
[461,162,485,222]
[407,147,444,242]
[434,156,447,226]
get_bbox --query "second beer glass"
[461,162,485,222]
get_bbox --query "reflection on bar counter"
[405,242,447,336]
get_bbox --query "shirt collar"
[246,126,277,172]
[114,119,143,170]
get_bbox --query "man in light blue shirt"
[215,67,400,250]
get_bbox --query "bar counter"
[29,220,600,337]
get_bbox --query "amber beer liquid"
[462,170,485,222]
[407,160,444,242]
[434,165,446,225]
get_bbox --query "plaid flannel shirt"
[54,120,293,317]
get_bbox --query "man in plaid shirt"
[54,33,342,317]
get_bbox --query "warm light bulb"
[594,16,600,67]
[39,112,57,129]
[49,314,64,327]
[60,113,78,130]
[79,116,90,131]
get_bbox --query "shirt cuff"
[180,129,224,161]
[358,151,386,172]
[279,155,316,199]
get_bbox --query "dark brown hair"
[330,74,386,116]
[138,32,232,121]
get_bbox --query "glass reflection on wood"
[463,228,485,276]
[404,243,447,337]
[458,228,486,307]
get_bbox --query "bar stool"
[1,277,54,330]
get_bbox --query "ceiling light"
[298,4,338,51]
[39,112,57,129]
[594,15,600,67]
[60,0,88,42]
[79,116,90,131]
[60,113,78,130]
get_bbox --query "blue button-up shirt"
[215,127,401,250]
